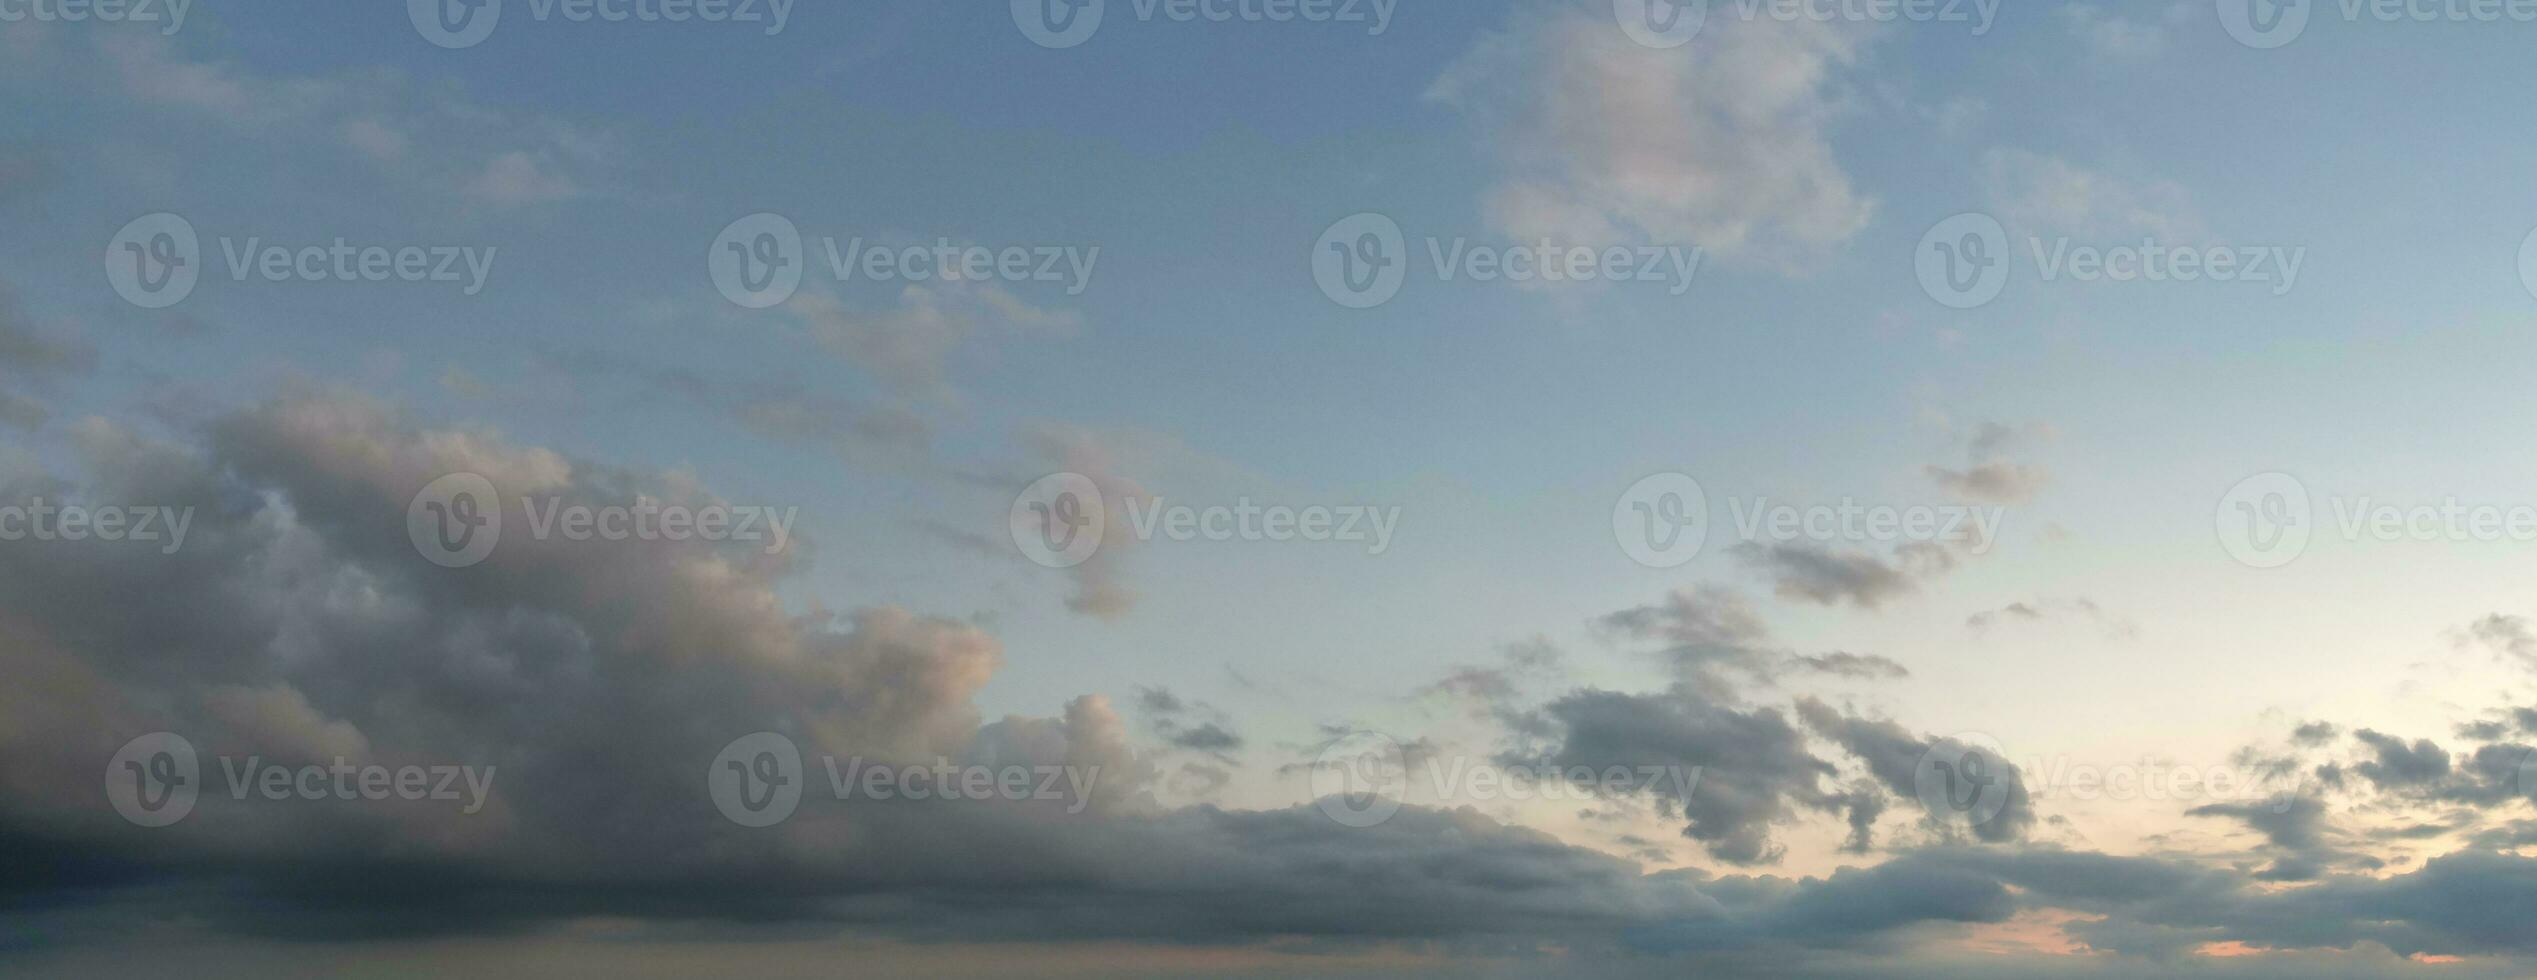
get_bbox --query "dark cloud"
[1731,542,1927,610]
[19,397,2537,974]
[1795,699,2036,846]
[1786,652,1910,681]
[1925,421,2051,504]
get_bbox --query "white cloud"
[1429,3,1876,266]
[1981,148,2199,240]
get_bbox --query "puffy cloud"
[1428,1,1875,266]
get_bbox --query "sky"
[11,0,2537,975]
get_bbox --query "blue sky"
[14,1,2537,975]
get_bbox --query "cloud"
[462,150,584,206]
[1796,699,2037,846]
[1136,686,1247,760]
[1926,421,2050,505]
[88,34,615,207]
[1428,2,1875,265]
[18,407,2537,972]
[1966,597,2137,640]
[2062,2,2196,62]
[1733,542,1953,611]
[0,284,96,429]
[1981,148,2199,241]
[1786,652,1911,681]
[786,282,1079,406]
[1506,686,1842,865]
